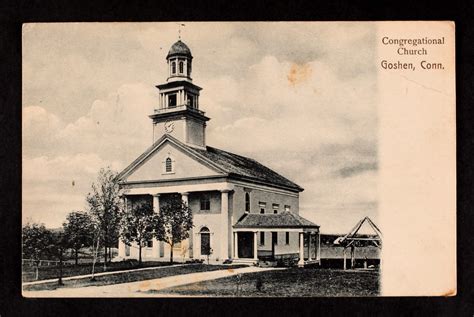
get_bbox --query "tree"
[63,211,94,265]
[47,229,68,286]
[86,167,122,269]
[22,222,53,280]
[90,221,102,281]
[156,194,193,264]
[119,201,156,266]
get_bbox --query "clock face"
[164,121,175,133]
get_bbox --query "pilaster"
[220,190,230,261]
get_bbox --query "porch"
[118,182,234,262]
[232,211,320,267]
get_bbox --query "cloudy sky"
[23,22,377,234]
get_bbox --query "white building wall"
[118,180,303,263]
[192,213,225,262]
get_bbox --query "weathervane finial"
[177,23,185,40]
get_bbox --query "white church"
[117,40,320,266]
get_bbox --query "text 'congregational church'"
[117,40,321,266]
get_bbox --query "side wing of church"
[117,40,320,266]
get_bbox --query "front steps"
[231,258,258,266]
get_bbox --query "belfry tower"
[150,40,209,148]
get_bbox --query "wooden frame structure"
[335,217,382,270]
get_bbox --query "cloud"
[205,55,376,156]
[299,169,378,234]
[56,83,156,163]
[336,162,378,178]
[23,83,156,163]
[22,83,157,227]
[22,153,122,227]
[22,106,64,156]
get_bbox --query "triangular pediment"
[119,136,226,183]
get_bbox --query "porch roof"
[233,211,319,229]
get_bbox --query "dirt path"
[23,266,284,298]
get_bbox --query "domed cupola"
[151,39,209,149]
[166,40,193,82]
[166,40,193,59]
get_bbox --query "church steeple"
[150,40,209,148]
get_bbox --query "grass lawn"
[150,268,380,297]
[23,263,246,292]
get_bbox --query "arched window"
[165,157,173,173]
[171,61,176,74]
[179,61,184,74]
[187,62,191,77]
[200,227,210,255]
[245,193,250,212]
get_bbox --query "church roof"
[189,145,303,192]
[167,40,193,59]
[118,135,304,192]
[233,211,319,229]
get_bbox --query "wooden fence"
[22,259,74,267]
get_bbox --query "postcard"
[22,21,455,297]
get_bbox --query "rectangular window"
[159,241,164,257]
[284,205,291,212]
[200,197,210,211]
[146,240,153,248]
[187,95,194,108]
[168,94,177,108]
[258,201,267,208]
[273,209,278,214]
[285,232,290,245]
[260,232,265,245]
[272,232,278,245]
[260,208,265,214]
[125,245,130,256]
[272,203,279,209]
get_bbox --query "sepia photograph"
[21,22,454,297]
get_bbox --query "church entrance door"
[237,232,254,258]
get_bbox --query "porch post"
[220,190,230,261]
[152,194,160,258]
[118,240,125,258]
[317,231,321,261]
[298,232,305,267]
[253,231,258,260]
[180,192,188,205]
[343,247,347,270]
[351,244,355,269]
[233,232,239,259]
[181,192,191,259]
[308,232,313,261]
[153,194,160,213]
[118,195,128,258]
